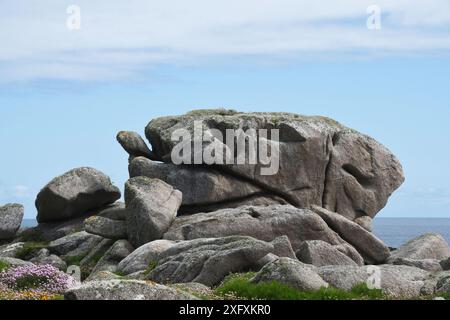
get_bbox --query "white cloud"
[1,0,450,81]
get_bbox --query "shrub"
[215,273,384,300]
[0,261,10,272]
[0,264,76,294]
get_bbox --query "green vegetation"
[215,273,384,300]
[64,254,86,267]
[0,261,10,272]
[15,242,49,260]
[143,261,158,276]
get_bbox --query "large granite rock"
[36,168,121,223]
[0,204,24,240]
[125,177,182,247]
[48,231,104,260]
[65,279,197,300]
[118,240,176,275]
[318,264,430,298]
[388,233,450,262]
[296,240,360,267]
[389,257,443,272]
[142,110,404,221]
[311,206,390,264]
[146,236,276,287]
[129,157,287,213]
[251,257,329,291]
[164,205,359,258]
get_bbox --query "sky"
[1,1,450,219]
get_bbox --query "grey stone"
[388,233,450,262]
[36,167,121,223]
[164,205,354,253]
[311,206,390,264]
[85,215,127,240]
[18,213,93,242]
[125,177,182,247]
[48,231,104,260]
[390,257,443,272]
[0,242,25,258]
[117,131,153,159]
[87,240,134,280]
[0,257,33,268]
[30,248,67,271]
[251,257,329,291]
[65,279,197,300]
[271,236,296,259]
[144,110,404,220]
[318,264,430,298]
[296,240,359,267]
[147,236,275,286]
[434,272,450,294]
[118,239,176,275]
[97,202,128,221]
[0,204,24,239]
[129,157,284,213]
[79,238,115,278]
[441,257,450,271]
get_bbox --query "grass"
[64,254,86,267]
[15,242,49,260]
[0,261,10,272]
[215,273,384,300]
[143,261,158,276]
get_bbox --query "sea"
[21,218,450,249]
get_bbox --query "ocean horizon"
[21,217,450,249]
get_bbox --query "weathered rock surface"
[129,157,286,213]
[29,248,67,270]
[164,205,354,253]
[0,204,24,240]
[251,257,329,291]
[318,264,430,298]
[48,231,103,260]
[97,202,128,221]
[85,215,127,240]
[65,279,197,300]
[441,257,450,271]
[117,131,154,160]
[118,239,176,275]
[36,167,121,223]
[146,236,275,286]
[311,206,390,264]
[390,257,443,272]
[296,240,359,267]
[80,239,115,277]
[87,240,134,280]
[354,216,373,232]
[125,177,182,247]
[144,110,404,220]
[0,242,25,258]
[388,233,450,262]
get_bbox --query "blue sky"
[1,1,450,219]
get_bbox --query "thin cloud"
[1,0,450,82]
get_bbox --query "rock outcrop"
[0,204,24,240]
[388,233,450,262]
[36,167,121,223]
[296,240,360,267]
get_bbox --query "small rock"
[48,231,103,260]
[85,216,127,240]
[125,177,182,247]
[30,248,67,271]
[0,242,25,258]
[117,131,153,159]
[0,204,24,240]
[97,202,128,221]
[388,233,450,261]
[118,239,176,275]
[0,257,33,268]
[251,257,329,291]
[64,279,197,300]
[296,240,359,267]
[441,257,450,271]
[36,167,121,223]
